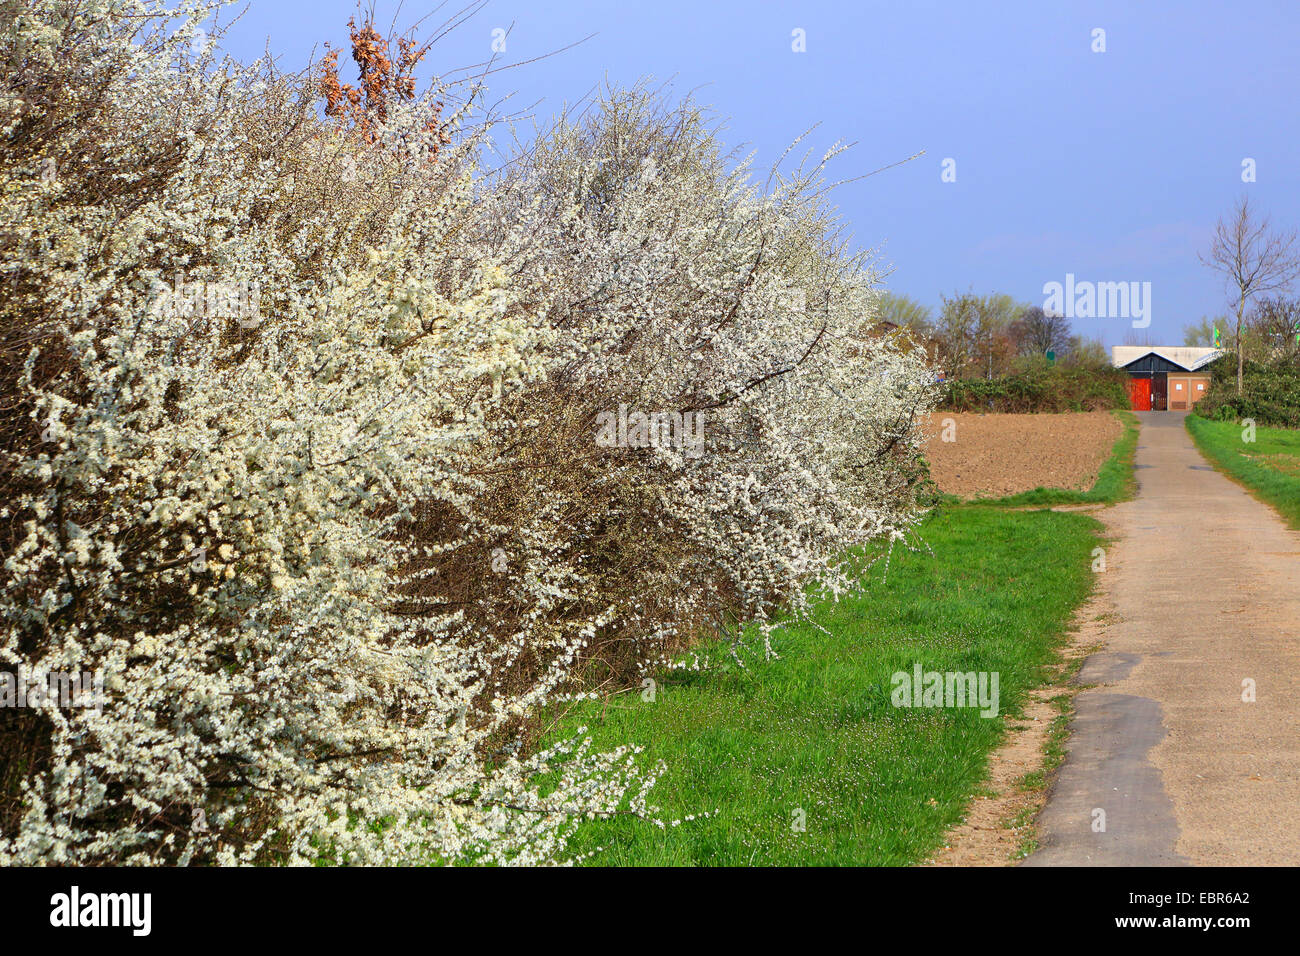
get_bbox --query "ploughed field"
[923,411,1123,499]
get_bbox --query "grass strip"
[547,505,1101,865]
[1186,414,1300,530]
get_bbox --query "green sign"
[1045,350,1056,363]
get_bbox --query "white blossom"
[0,2,936,865]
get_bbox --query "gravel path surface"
[1026,412,1300,866]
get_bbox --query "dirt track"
[1026,412,1300,866]
[923,412,1121,498]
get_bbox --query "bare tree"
[1010,305,1072,356]
[935,291,1029,378]
[935,292,980,378]
[1201,195,1300,393]
[1064,335,1107,367]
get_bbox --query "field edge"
[1185,413,1300,530]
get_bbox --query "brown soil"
[922,411,1122,498]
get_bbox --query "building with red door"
[1111,346,1221,411]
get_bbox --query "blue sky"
[217,0,1300,348]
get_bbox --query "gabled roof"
[1110,346,1223,371]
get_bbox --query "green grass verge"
[960,409,1140,507]
[545,505,1101,866]
[1186,413,1300,530]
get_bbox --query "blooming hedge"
[0,0,937,864]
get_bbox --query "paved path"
[1025,412,1300,866]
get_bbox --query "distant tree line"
[876,291,1108,379]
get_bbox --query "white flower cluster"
[0,1,936,865]
[468,85,940,665]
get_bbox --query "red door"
[1127,377,1151,411]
